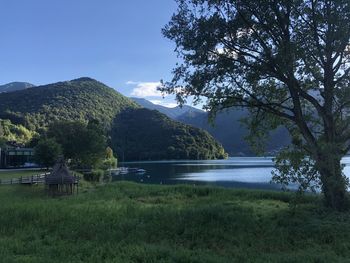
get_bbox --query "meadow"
[0,170,43,180]
[0,179,350,263]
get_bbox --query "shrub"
[83,169,105,182]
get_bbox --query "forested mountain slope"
[0,77,138,130]
[111,108,227,161]
[0,78,227,160]
[132,99,290,156]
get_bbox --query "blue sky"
[0,0,185,108]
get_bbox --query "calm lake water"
[117,157,350,190]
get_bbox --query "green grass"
[0,170,44,180]
[0,182,350,262]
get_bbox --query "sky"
[0,0,185,108]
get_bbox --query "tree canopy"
[47,120,107,168]
[163,0,350,210]
[0,119,34,145]
[34,138,62,169]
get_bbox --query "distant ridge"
[131,98,290,156]
[131,97,204,119]
[0,82,35,93]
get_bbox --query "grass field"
[0,181,349,262]
[0,169,44,180]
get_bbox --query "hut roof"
[46,158,75,185]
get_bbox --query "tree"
[102,147,118,170]
[0,119,34,145]
[163,0,350,210]
[0,121,4,137]
[0,137,6,148]
[0,122,5,148]
[34,138,62,169]
[47,120,107,168]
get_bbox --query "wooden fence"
[0,173,50,185]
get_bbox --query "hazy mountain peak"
[0,82,35,93]
[131,97,204,119]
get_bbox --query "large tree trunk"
[316,154,348,211]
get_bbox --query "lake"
[117,156,350,190]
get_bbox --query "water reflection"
[114,156,350,190]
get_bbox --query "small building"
[0,146,35,168]
[45,158,79,195]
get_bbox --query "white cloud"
[149,99,162,105]
[149,100,178,108]
[126,81,139,85]
[127,81,163,97]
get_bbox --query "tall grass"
[0,182,349,262]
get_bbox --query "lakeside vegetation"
[0,181,349,262]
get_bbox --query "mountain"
[177,108,290,156]
[0,82,35,93]
[131,97,203,119]
[131,99,290,156]
[111,108,227,161]
[0,78,227,160]
[0,77,138,130]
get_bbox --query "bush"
[83,169,105,182]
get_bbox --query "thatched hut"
[45,158,79,195]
